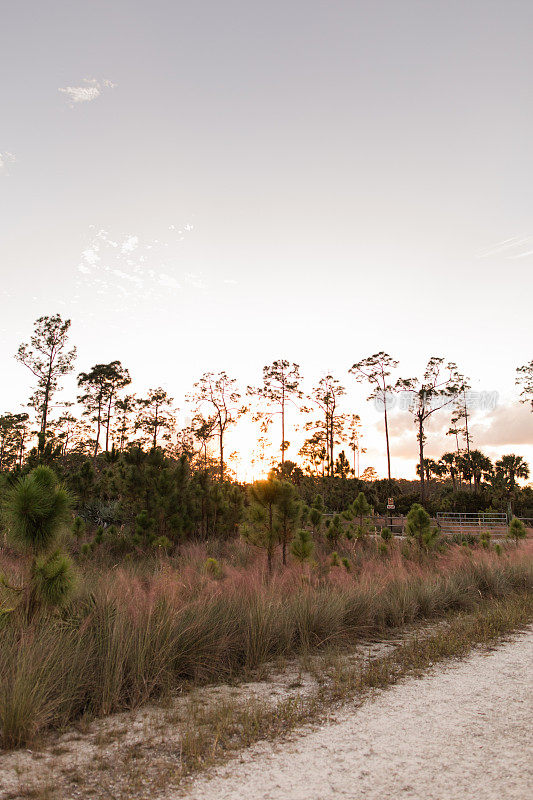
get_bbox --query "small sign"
[387,498,395,510]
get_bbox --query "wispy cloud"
[0,151,16,174]
[477,236,533,260]
[59,78,117,107]
[75,224,197,306]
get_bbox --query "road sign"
[387,498,395,510]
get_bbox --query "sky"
[1,0,532,479]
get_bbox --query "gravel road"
[181,628,533,800]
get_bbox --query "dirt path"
[179,628,533,800]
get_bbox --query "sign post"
[387,498,395,532]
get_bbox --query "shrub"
[290,529,314,563]
[326,515,343,549]
[351,492,372,536]
[152,536,172,552]
[480,532,491,549]
[508,517,527,542]
[204,557,222,578]
[1,467,75,617]
[406,503,439,549]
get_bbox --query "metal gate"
[435,512,508,536]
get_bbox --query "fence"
[435,512,508,537]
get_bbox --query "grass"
[1,590,531,800]
[172,590,533,780]
[0,539,532,749]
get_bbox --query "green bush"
[204,557,222,578]
[2,466,75,616]
[508,517,527,542]
[406,503,439,549]
[290,529,314,563]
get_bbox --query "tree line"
[1,314,532,507]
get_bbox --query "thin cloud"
[75,225,195,306]
[0,151,16,174]
[380,401,533,461]
[59,78,117,107]
[477,236,533,260]
[121,235,139,254]
[185,272,206,290]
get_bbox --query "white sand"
[180,628,533,800]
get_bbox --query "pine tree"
[188,372,243,481]
[276,480,301,565]
[326,514,343,548]
[251,360,304,466]
[241,478,283,574]
[405,503,438,549]
[0,413,30,471]
[306,375,346,477]
[136,387,175,450]
[351,491,371,537]
[397,358,460,502]
[349,352,398,484]
[290,528,314,563]
[508,517,526,542]
[2,466,75,617]
[78,361,131,459]
[15,314,76,453]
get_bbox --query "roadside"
[1,592,531,800]
[181,623,533,800]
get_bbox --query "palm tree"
[469,450,493,491]
[416,458,443,486]
[456,452,473,487]
[439,452,459,492]
[495,454,530,490]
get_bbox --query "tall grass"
[0,540,532,748]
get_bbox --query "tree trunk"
[383,399,391,482]
[93,399,102,461]
[105,391,114,452]
[329,403,335,476]
[464,391,471,456]
[18,432,25,467]
[418,416,425,503]
[153,403,159,450]
[281,389,285,466]
[219,432,224,482]
[267,503,274,574]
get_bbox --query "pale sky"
[1,0,532,478]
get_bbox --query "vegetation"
[0,314,531,753]
[1,537,531,748]
[0,316,530,524]
[1,466,75,618]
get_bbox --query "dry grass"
[171,590,533,781]
[1,590,531,800]
[0,539,532,749]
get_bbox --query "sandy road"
[180,628,533,800]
